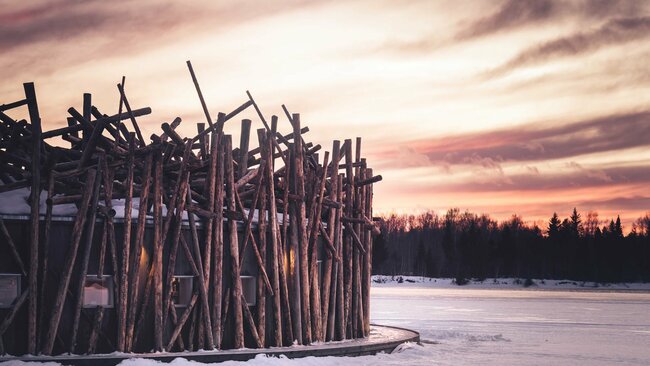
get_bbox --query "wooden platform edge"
[0,325,419,366]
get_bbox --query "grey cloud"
[416,111,650,166]
[456,0,556,40]
[487,16,650,77]
[428,165,650,194]
[456,0,646,40]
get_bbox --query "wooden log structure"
[0,64,380,356]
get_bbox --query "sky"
[1,0,650,229]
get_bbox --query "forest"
[372,208,650,283]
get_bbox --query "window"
[83,275,114,308]
[171,276,194,307]
[241,275,256,306]
[0,274,20,308]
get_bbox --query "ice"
[2,283,649,366]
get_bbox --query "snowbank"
[371,275,650,291]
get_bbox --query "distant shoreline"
[371,275,650,292]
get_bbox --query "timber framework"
[0,61,382,356]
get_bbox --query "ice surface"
[2,283,649,366]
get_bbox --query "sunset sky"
[2,0,650,229]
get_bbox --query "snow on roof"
[0,187,285,224]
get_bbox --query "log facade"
[0,64,382,356]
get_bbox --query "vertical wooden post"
[352,138,362,338]
[363,167,373,336]
[117,133,136,351]
[279,149,294,345]
[162,171,190,331]
[239,119,252,179]
[125,153,153,351]
[343,140,354,338]
[42,169,96,355]
[37,174,55,349]
[291,114,311,344]
[256,130,268,347]
[288,147,303,345]
[212,130,225,348]
[69,158,103,353]
[186,187,215,349]
[309,152,329,342]
[263,130,283,347]
[153,154,164,351]
[334,174,345,341]
[24,82,41,355]
[322,140,340,339]
[224,135,245,348]
[82,93,91,145]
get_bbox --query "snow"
[0,188,285,224]
[371,275,650,291]
[3,281,649,366]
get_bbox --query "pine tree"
[570,207,583,237]
[548,212,560,238]
[614,216,623,238]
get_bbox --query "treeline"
[372,208,650,283]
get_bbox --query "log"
[308,152,329,342]
[344,222,367,255]
[186,60,214,129]
[262,130,283,347]
[132,256,155,348]
[238,119,251,179]
[153,154,164,351]
[255,130,267,347]
[212,128,225,348]
[161,117,182,142]
[41,108,151,139]
[245,91,288,166]
[125,153,153,351]
[25,82,41,355]
[166,292,199,350]
[279,149,294,345]
[185,187,215,349]
[41,169,96,355]
[162,171,190,329]
[234,164,261,190]
[117,83,145,146]
[333,174,345,341]
[342,140,354,339]
[0,218,26,276]
[355,174,382,187]
[363,168,374,336]
[288,152,303,345]
[87,307,105,354]
[191,100,253,143]
[0,288,29,337]
[117,134,136,351]
[242,294,263,348]
[37,174,55,349]
[292,114,311,344]
[69,158,103,353]
[224,135,244,348]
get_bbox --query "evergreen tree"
[570,207,583,237]
[614,216,623,238]
[548,212,560,238]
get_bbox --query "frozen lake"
[369,285,650,366]
[5,284,650,366]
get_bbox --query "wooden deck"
[0,324,419,366]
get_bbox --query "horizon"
[2,0,650,229]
